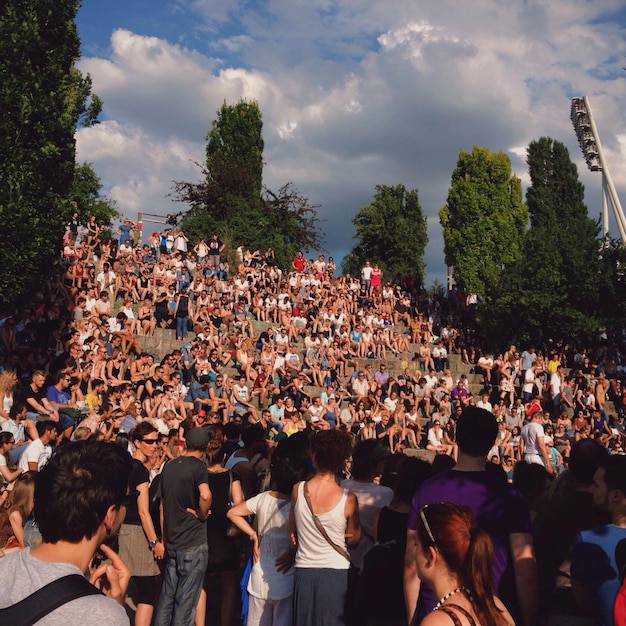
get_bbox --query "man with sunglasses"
[404,406,537,626]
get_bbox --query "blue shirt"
[571,524,626,625]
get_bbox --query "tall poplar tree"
[439,146,527,298]
[0,0,100,306]
[174,100,323,268]
[487,137,601,343]
[342,184,428,285]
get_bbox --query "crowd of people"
[0,218,626,625]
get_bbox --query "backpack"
[0,574,102,625]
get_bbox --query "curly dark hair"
[311,429,353,473]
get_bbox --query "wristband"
[149,539,158,549]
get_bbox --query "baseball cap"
[186,427,210,448]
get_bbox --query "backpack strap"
[0,573,102,626]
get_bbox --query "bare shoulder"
[344,490,359,515]
[494,596,516,625]
[420,610,458,626]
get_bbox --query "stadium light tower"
[571,96,626,243]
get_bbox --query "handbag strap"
[302,481,350,561]
[0,573,102,626]
[258,498,289,545]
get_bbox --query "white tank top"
[293,481,350,570]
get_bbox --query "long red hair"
[416,502,509,626]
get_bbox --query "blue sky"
[75,0,626,285]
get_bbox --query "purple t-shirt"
[408,469,531,618]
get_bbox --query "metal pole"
[584,96,626,243]
[602,177,608,237]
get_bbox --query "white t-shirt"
[521,421,545,459]
[19,439,52,472]
[245,492,293,600]
[339,479,393,570]
[523,368,536,394]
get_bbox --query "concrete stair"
[134,321,495,403]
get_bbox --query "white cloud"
[76,0,626,282]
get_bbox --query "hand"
[186,507,210,521]
[89,543,131,605]
[275,548,295,573]
[250,534,260,563]
[152,540,165,560]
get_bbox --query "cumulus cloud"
[76,0,626,282]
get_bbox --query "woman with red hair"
[413,502,514,626]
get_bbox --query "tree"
[439,146,527,298]
[206,100,264,203]
[484,137,602,345]
[173,100,324,267]
[342,184,428,285]
[70,162,119,227]
[0,0,101,307]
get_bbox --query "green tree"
[439,146,527,297]
[484,137,601,345]
[0,0,101,306]
[70,162,119,227]
[206,100,264,203]
[173,100,324,268]
[596,237,626,330]
[342,184,428,285]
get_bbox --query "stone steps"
[137,326,488,396]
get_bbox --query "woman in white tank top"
[290,430,361,625]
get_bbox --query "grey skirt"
[118,523,160,577]
[293,567,348,626]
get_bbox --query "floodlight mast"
[571,96,626,243]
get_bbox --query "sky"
[74,0,626,286]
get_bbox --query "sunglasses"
[419,505,438,551]
[141,438,158,445]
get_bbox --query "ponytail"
[415,503,510,626]
[463,526,509,626]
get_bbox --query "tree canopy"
[342,184,428,286]
[0,0,102,307]
[70,162,119,226]
[439,146,527,297]
[173,100,324,268]
[482,137,602,345]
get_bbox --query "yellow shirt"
[85,392,101,410]
[547,359,561,374]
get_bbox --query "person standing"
[174,286,192,341]
[521,410,550,468]
[361,262,373,295]
[413,502,514,626]
[154,427,212,626]
[118,423,164,626]
[571,455,626,626]
[340,440,392,572]
[290,430,361,626]
[404,406,537,626]
[207,233,225,271]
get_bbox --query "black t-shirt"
[158,456,209,550]
[124,458,150,526]
[19,384,46,410]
